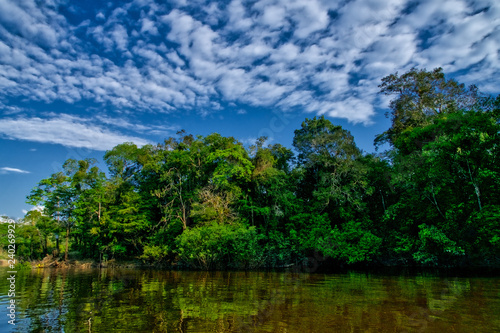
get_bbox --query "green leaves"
[175,223,262,270]
[378,67,484,149]
[317,220,382,264]
[293,116,360,167]
[412,224,465,266]
[104,142,142,180]
[374,68,500,266]
[292,116,370,225]
[207,144,254,188]
[468,205,500,259]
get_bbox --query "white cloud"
[269,43,300,62]
[0,115,151,150]
[288,0,330,39]
[217,68,251,100]
[361,33,417,77]
[0,0,498,127]
[0,167,30,174]
[96,12,105,21]
[259,5,287,29]
[0,0,59,48]
[417,8,500,71]
[140,17,159,35]
[22,205,44,216]
[110,24,129,51]
[95,114,180,135]
[226,0,254,31]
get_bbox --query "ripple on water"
[3,269,500,333]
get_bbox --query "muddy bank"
[30,255,145,269]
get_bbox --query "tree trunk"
[380,189,386,212]
[466,160,482,211]
[65,227,69,261]
[55,236,60,257]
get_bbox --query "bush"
[318,220,382,264]
[175,223,263,270]
[140,244,171,264]
[261,230,300,267]
[468,205,500,264]
[412,224,465,266]
[14,261,32,270]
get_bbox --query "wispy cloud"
[0,0,498,127]
[0,114,151,150]
[0,167,30,174]
[95,115,180,136]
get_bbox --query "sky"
[1,0,499,219]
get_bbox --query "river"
[0,268,499,332]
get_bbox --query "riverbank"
[8,256,500,276]
[24,255,144,269]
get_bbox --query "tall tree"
[27,158,104,261]
[293,116,369,222]
[376,67,483,150]
[27,171,74,260]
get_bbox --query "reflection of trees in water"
[404,278,472,333]
[4,269,500,332]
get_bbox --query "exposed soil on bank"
[29,255,145,269]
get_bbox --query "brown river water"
[1,268,499,332]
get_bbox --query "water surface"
[0,268,499,332]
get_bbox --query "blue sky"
[1,0,499,219]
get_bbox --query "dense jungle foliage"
[5,68,500,269]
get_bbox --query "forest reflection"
[1,268,499,332]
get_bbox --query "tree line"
[5,67,499,269]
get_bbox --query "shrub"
[412,224,465,266]
[175,223,263,270]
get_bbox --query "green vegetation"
[9,68,500,268]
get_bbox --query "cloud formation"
[0,167,30,174]
[0,114,151,150]
[0,0,498,128]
